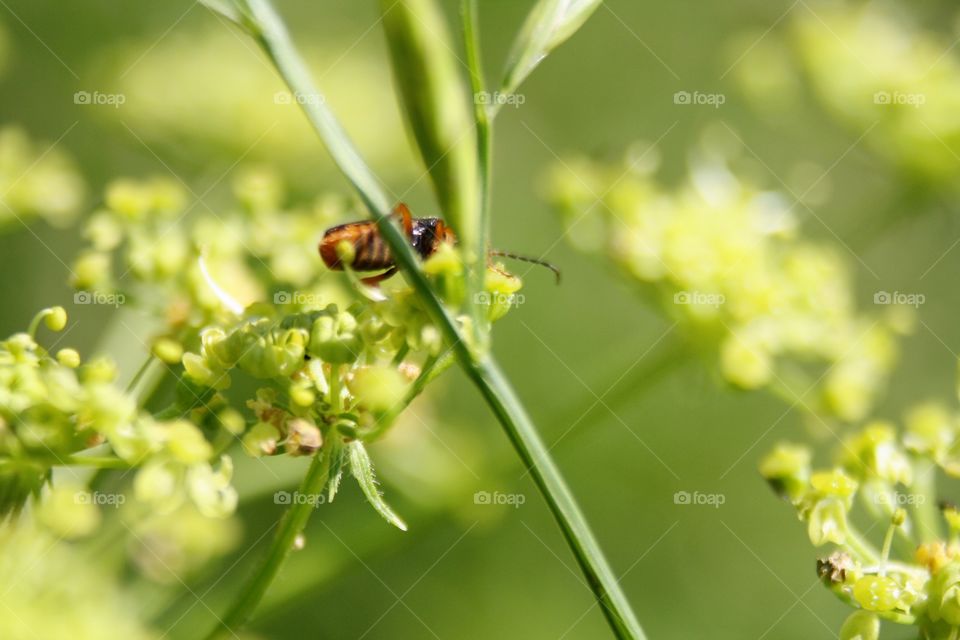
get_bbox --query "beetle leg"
[360,267,398,287]
[393,203,414,238]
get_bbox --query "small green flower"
[808,496,850,546]
[853,575,902,612]
[243,421,281,457]
[309,305,362,364]
[842,422,912,485]
[349,365,409,413]
[839,610,879,640]
[759,442,811,501]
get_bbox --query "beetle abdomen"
[320,222,393,271]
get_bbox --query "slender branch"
[205,449,333,639]
[463,0,493,317]
[464,355,646,638]
[65,455,131,469]
[205,2,648,637]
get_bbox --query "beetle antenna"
[489,250,561,284]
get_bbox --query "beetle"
[319,203,559,285]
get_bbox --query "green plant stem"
[845,525,881,564]
[913,458,941,543]
[205,449,332,639]
[125,354,155,394]
[467,355,646,638]
[208,2,647,638]
[463,0,493,330]
[65,455,131,469]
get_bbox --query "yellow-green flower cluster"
[545,152,904,421]
[735,3,960,184]
[73,170,523,528]
[761,397,960,639]
[0,524,155,640]
[72,169,352,329]
[0,126,85,228]
[0,308,237,522]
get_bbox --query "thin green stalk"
[125,354,155,394]
[912,458,941,543]
[204,449,333,639]
[463,0,493,328]
[205,2,647,637]
[65,455,131,469]
[465,355,646,638]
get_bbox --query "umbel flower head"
[0,126,85,229]
[544,142,906,423]
[761,387,960,639]
[65,170,524,528]
[0,306,238,521]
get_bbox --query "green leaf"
[325,443,346,502]
[347,441,407,531]
[500,0,602,100]
[379,0,480,260]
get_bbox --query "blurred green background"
[2,0,959,638]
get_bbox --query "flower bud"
[164,419,213,464]
[482,267,523,322]
[929,562,960,625]
[839,610,879,640]
[852,575,900,612]
[808,496,849,546]
[134,459,182,512]
[217,408,245,435]
[56,348,80,368]
[187,456,237,518]
[289,385,316,408]
[904,402,955,458]
[243,422,280,457]
[423,243,465,305]
[842,422,912,485]
[152,337,184,364]
[284,418,322,456]
[810,469,858,499]
[817,551,857,585]
[71,251,112,291]
[43,306,67,332]
[348,365,409,413]
[720,333,772,389]
[759,443,811,501]
[309,305,362,364]
[105,178,152,220]
[81,357,118,384]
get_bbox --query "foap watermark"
[74,90,126,108]
[874,290,925,308]
[274,490,326,508]
[673,90,726,108]
[474,490,526,508]
[475,91,525,108]
[75,491,126,507]
[74,290,126,308]
[873,91,925,108]
[873,492,926,507]
[274,90,324,106]
[673,290,725,308]
[274,291,323,305]
[673,490,726,508]
[474,291,525,307]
